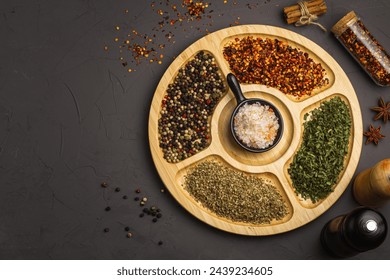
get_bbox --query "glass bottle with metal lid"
[331,11,390,86]
[321,207,388,258]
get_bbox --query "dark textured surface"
[0,0,389,260]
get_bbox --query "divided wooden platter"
[148,25,363,235]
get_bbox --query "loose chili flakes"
[223,36,329,98]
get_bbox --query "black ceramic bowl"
[228,73,284,153]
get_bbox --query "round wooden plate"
[148,25,362,236]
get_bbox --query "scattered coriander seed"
[135,188,141,193]
[160,188,165,193]
[101,182,109,188]
[126,232,133,238]
[105,206,111,211]
[142,197,148,202]
[140,201,145,206]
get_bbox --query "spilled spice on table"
[107,1,252,73]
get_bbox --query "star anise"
[371,97,390,123]
[363,124,385,145]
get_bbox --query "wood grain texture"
[148,25,363,236]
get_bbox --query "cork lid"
[331,11,358,36]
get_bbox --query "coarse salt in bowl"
[233,102,281,151]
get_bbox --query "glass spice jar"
[331,11,390,86]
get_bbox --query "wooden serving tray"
[148,25,362,235]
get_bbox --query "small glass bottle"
[321,207,388,258]
[331,11,390,86]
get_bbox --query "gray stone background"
[0,0,389,259]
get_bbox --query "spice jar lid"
[331,11,358,37]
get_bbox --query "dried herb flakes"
[183,160,288,224]
[288,97,352,203]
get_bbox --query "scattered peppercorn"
[152,218,158,223]
[122,195,128,199]
[124,226,130,231]
[158,51,226,163]
[105,206,111,211]
[158,241,163,246]
[223,36,329,98]
[134,197,140,201]
[103,228,110,233]
[115,187,121,192]
[135,188,141,193]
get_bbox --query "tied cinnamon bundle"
[284,0,327,28]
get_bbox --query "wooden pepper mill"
[353,159,390,207]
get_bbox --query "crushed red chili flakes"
[108,1,260,73]
[223,36,329,98]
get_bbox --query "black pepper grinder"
[321,207,387,258]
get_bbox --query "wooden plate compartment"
[148,25,362,235]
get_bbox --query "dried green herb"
[288,97,352,203]
[183,160,288,224]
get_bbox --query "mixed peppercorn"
[158,51,226,163]
[223,36,329,98]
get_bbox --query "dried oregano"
[288,96,352,203]
[183,160,288,224]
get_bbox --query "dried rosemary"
[288,97,352,203]
[183,160,288,224]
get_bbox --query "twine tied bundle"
[284,0,327,32]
